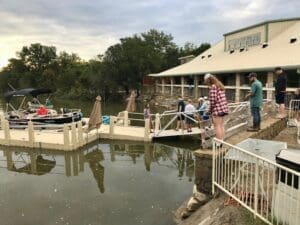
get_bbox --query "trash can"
[276,149,300,189]
[274,149,300,225]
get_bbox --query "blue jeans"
[251,107,261,128]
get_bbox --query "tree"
[18,43,57,73]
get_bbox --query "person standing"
[175,97,185,131]
[184,99,196,132]
[144,103,153,132]
[204,73,228,142]
[274,67,287,118]
[245,72,263,131]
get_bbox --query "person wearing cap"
[245,72,263,131]
[204,73,228,142]
[274,67,287,118]
[196,96,210,146]
[197,96,209,117]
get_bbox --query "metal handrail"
[212,138,300,225]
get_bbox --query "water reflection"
[0,142,195,194]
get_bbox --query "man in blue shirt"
[246,72,263,131]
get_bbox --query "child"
[144,103,153,132]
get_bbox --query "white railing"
[212,138,300,225]
[288,99,300,127]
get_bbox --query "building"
[148,18,300,102]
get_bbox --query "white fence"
[212,138,300,225]
[288,99,300,127]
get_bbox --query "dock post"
[4,120,11,145]
[124,111,129,127]
[109,116,115,137]
[28,121,35,148]
[71,123,77,149]
[77,122,84,147]
[154,113,160,135]
[63,124,70,150]
[144,118,150,141]
[0,113,5,130]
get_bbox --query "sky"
[0,0,299,69]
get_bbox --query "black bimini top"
[4,88,52,102]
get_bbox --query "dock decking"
[0,116,204,151]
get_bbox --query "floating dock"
[0,111,204,151]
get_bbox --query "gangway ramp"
[152,128,204,139]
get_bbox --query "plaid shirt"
[209,85,229,116]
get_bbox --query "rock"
[186,185,209,212]
[192,185,209,203]
[187,197,200,212]
[180,208,192,219]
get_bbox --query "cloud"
[0,0,299,68]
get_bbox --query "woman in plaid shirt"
[204,73,229,142]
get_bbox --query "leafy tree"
[0,32,211,100]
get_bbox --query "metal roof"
[151,19,300,77]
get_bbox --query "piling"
[154,113,160,134]
[28,121,35,148]
[63,124,70,150]
[124,111,129,127]
[71,123,77,149]
[144,118,150,141]
[4,120,10,145]
[109,116,115,137]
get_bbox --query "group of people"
[174,73,229,145]
[143,67,298,148]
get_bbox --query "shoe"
[214,143,223,148]
[247,127,259,132]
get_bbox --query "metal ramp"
[152,127,204,138]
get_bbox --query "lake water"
[0,98,204,225]
[0,141,196,225]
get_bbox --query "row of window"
[227,33,262,51]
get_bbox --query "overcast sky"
[0,0,299,68]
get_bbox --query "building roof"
[151,19,300,77]
[224,17,300,36]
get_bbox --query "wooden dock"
[0,113,204,151]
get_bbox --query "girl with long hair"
[204,73,228,143]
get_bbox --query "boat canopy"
[4,88,52,103]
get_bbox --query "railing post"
[4,120,10,145]
[109,116,115,136]
[124,111,129,127]
[71,122,77,149]
[77,122,84,146]
[0,113,5,130]
[254,158,259,218]
[212,138,216,195]
[144,118,150,140]
[154,113,160,135]
[63,124,70,150]
[28,120,35,148]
